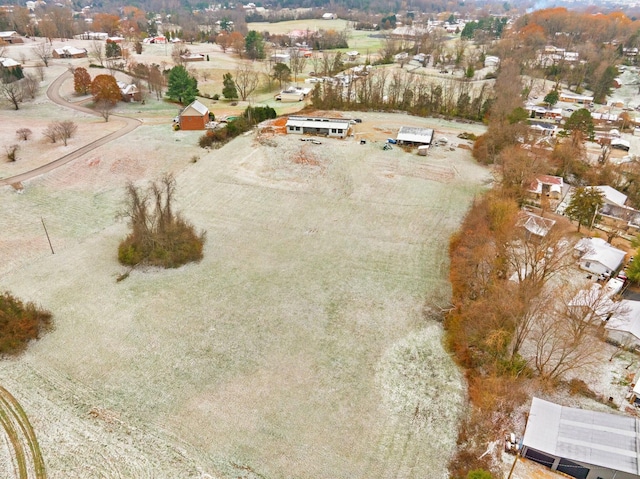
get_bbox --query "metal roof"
[524,397,640,475]
[286,117,350,130]
[181,100,209,116]
[396,126,434,144]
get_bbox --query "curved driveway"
[0,70,142,186]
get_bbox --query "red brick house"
[179,100,209,130]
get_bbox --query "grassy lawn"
[0,112,488,478]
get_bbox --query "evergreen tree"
[565,187,604,232]
[543,89,559,107]
[272,63,291,88]
[564,108,594,139]
[105,41,122,58]
[222,72,238,99]
[244,30,265,60]
[167,65,198,104]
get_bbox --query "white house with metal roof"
[575,237,626,277]
[395,126,434,146]
[285,116,350,138]
[522,397,640,479]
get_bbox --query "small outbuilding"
[285,116,350,138]
[179,100,209,130]
[522,397,640,479]
[396,126,434,146]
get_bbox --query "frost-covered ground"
[0,109,489,478]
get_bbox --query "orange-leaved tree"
[91,74,120,121]
[73,67,91,95]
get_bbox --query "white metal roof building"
[595,185,628,207]
[396,126,434,145]
[522,397,640,479]
[285,117,350,138]
[575,237,626,277]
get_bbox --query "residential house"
[117,81,141,102]
[594,185,628,207]
[142,36,167,44]
[0,31,24,44]
[529,175,564,200]
[75,32,108,40]
[396,126,434,146]
[484,55,500,68]
[606,299,640,349]
[390,25,430,40]
[0,57,21,71]
[559,91,594,105]
[180,53,205,62]
[52,46,88,59]
[285,116,350,138]
[346,51,359,62]
[612,139,631,152]
[270,53,290,63]
[599,203,640,234]
[574,237,626,277]
[522,397,640,479]
[179,100,209,130]
[276,86,312,102]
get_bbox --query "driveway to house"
[0,70,141,187]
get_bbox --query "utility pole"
[41,217,54,254]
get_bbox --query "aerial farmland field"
[0,60,489,478]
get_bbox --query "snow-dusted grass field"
[0,112,488,478]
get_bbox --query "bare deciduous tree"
[5,144,19,162]
[16,128,32,141]
[234,64,259,101]
[32,42,52,67]
[89,40,105,67]
[289,49,307,83]
[95,99,115,122]
[55,120,77,146]
[42,124,59,143]
[34,63,45,81]
[0,79,24,110]
[531,284,626,381]
[21,73,38,99]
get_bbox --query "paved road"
[0,70,141,187]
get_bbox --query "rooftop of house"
[524,397,640,475]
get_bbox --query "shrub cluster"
[199,106,276,149]
[118,174,206,268]
[0,292,52,356]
